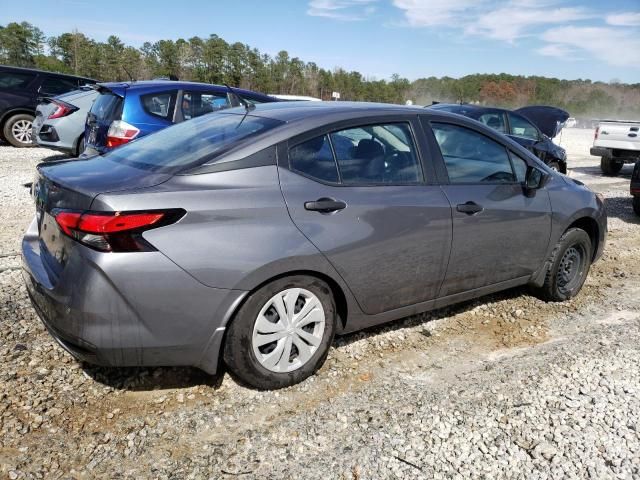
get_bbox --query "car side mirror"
[524,166,549,197]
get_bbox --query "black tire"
[2,113,35,148]
[600,157,623,176]
[536,228,592,302]
[75,135,85,157]
[223,275,336,389]
[548,161,561,172]
[633,196,640,217]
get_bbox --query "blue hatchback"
[83,80,278,155]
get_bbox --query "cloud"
[392,0,478,27]
[469,5,592,42]
[605,12,640,27]
[307,0,378,21]
[536,43,575,59]
[541,26,640,66]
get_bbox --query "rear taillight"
[53,209,185,252]
[48,100,77,119]
[106,120,140,148]
[594,126,599,140]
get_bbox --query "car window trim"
[285,116,428,187]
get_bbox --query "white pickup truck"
[591,120,640,175]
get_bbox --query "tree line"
[1,21,638,118]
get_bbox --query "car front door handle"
[304,198,347,213]
[456,201,483,215]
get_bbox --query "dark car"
[84,80,278,156]
[0,65,95,147]
[632,160,640,216]
[23,102,606,389]
[428,103,569,173]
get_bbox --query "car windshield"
[102,112,284,172]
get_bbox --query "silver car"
[23,102,607,389]
[33,88,97,156]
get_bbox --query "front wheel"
[3,113,35,147]
[548,161,561,172]
[224,275,336,389]
[633,196,640,216]
[536,228,592,302]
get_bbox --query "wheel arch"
[228,269,350,332]
[0,108,36,128]
[567,216,600,261]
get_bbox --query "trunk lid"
[515,106,570,138]
[594,121,640,150]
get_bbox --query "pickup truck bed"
[591,120,640,175]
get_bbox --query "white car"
[591,120,640,175]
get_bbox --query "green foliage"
[1,21,638,118]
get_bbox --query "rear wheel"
[536,228,592,302]
[601,157,623,176]
[633,196,640,216]
[3,113,35,147]
[223,275,336,389]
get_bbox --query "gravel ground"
[1,130,639,479]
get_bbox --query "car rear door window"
[330,123,422,184]
[289,135,339,183]
[477,112,507,134]
[182,91,229,120]
[508,113,539,140]
[0,71,36,89]
[39,77,79,96]
[141,91,176,119]
[431,123,517,184]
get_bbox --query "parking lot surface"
[1,129,639,479]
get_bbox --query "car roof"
[97,80,274,98]
[0,64,95,82]
[429,103,508,117]
[233,101,427,122]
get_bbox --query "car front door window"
[431,123,516,184]
[508,113,539,141]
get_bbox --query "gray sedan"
[23,102,607,389]
[33,88,97,156]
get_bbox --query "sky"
[3,0,640,83]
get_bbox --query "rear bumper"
[591,146,639,162]
[22,216,246,374]
[33,125,76,154]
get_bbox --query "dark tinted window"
[432,123,516,184]
[0,71,36,89]
[40,77,78,96]
[330,123,422,184]
[182,91,229,120]
[90,93,123,122]
[508,113,539,140]
[104,112,284,172]
[477,112,507,134]
[289,135,339,183]
[141,91,176,119]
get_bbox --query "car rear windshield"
[90,92,123,122]
[102,112,284,173]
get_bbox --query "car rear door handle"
[456,201,483,215]
[304,198,347,213]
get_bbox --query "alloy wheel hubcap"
[12,120,32,144]
[252,288,325,373]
